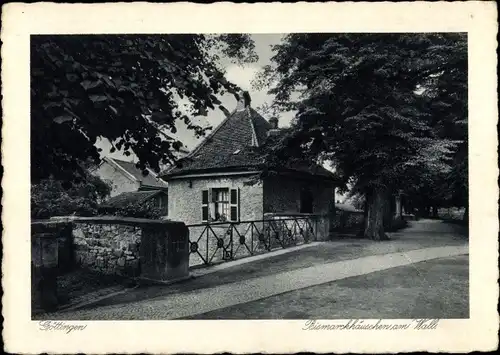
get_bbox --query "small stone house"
[93,157,169,197]
[162,92,338,234]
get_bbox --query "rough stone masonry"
[73,222,141,277]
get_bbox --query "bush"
[343,193,366,211]
[32,175,111,219]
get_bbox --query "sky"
[97,33,294,161]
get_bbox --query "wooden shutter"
[230,188,239,222]
[208,188,216,220]
[202,189,209,222]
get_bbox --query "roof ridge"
[110,157,167,187]
[110,157,132,163]
[249,110,260,148]
[105,157,140,183]
[182,109,237,160]
[249,108,273,146]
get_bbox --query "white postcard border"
[2,2,498,353]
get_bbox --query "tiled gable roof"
[165,108,269,175]
[101,190,164,208]
[163,102,338,182]
[111,158,168,189]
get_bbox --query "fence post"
[250,222,254,254]
[205,225,209,265]
[267,220,272,251]
[230,224,234,260]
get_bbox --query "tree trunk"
[383,193,394,230]
[420,205,431,218]
[328,195,337,239]
[431,206,439,218]
[364,188,390,241]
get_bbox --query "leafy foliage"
[257,33,467,238]
[31,174,111,219]
[31,34,256,182]
[343,193,366,211]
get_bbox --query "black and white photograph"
[2,2,498,354]
[29,31,471,321]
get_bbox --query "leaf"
[109,105,118,115]
[172,141,182,151]
[81,80,102,91]
[43,102,61,110]
[197,106,208,116]
[53,115,73,124]
[101,75,116,88]
[66,73,79,82]
[89,95,108,103]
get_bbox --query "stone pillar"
[139,221,190,284]
[395,192,402,220]
[31,222,70,312]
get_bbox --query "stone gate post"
[139,220,190,284]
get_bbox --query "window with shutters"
[201,187,239,222]
[229,188,239,222]
[201,190,209,221]
[213,188,230,221]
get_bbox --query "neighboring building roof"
[101,190,166,208]
[162,95,338,182]
[109,158,168,190]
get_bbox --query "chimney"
[235,91,251,111]
[269,116,279,129]
[267,116,281,138]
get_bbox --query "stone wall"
[263,176,335,216]
[263,176,335,241]
[73,222,141,277]
[45,216,190,278]
[31,217,190,311]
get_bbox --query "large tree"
[256,33,467,240]
[31,34,256,182]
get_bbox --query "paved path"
[44,244,467,320]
